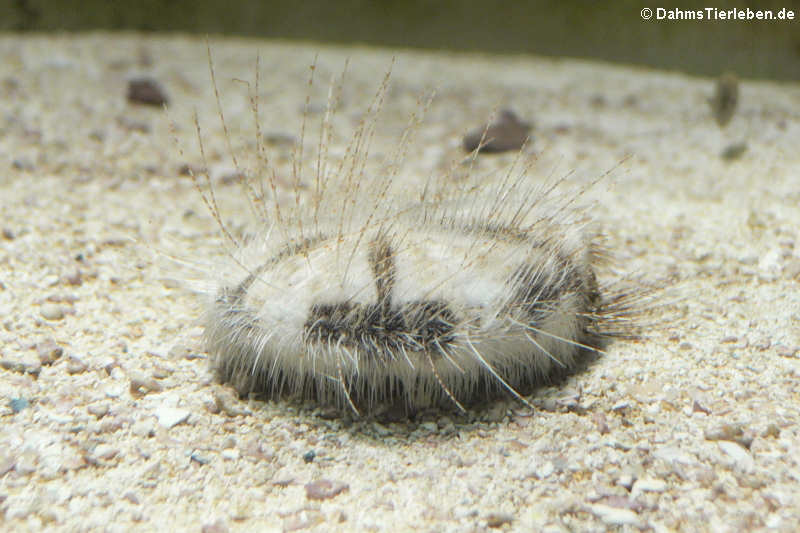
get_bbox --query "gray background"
[2,0,799,80]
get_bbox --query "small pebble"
[302,450,316,464]
[131,420,156,438]
[87,403,110,419]
[485,512,514,528]
[123,492,140,505]
[66,356,88,375]
[617,474,635,490]
[692,399,711,415]
[36,338,63,365]
[94,445,119,461]
[0,359,41,376]
[190,453,210,465]
[720,142,747,161]
[151,366,170,379]
[155,406,190,428]
[611,401,630,412]
[590,504,641,527]
[129,371,163,395]
[127,77,169,106]
[177,163,201,177]
[631,478,667,497]
[463,109,532,153]
[62,269,82,286]
[304,479,349,500]
[704,423,752,448]
[709,73,739,127]
[262,132,296,146]
[12,158,35,171]
[221,448,240,461]
[718,440,754,470]
[9,397,29,413]
[40,303,65,321]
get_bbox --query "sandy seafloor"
[0,33,799,532]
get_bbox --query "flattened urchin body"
[205,196,610,413]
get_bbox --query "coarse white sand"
[1,34,799,532]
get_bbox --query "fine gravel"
[1,34,799,532]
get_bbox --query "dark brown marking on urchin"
[367,235,397,317]
[304,234,458,360]
[304,300,457,362]
[402,301,457,351]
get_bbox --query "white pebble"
[631,477,667,497]
[590,504,641,526]
[155,406,190,428]
[536,461,554,479]
[40,303,64,320]
[221,448,240,461]
[718,440,754,472]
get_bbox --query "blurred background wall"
[2,0,798,81]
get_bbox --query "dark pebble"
[709,73,738,128]
[263,132,297,147]
[127,77,169,106]
[302,450,316,464]
[721,142,747,161]
[0,359,41,376]
[12,158,35,171]
[463,109,532,154]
